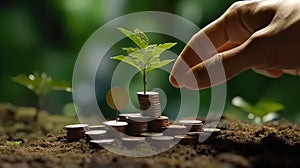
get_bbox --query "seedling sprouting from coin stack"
[111,27,176,118]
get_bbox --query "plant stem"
[33,95,43,122]
[116,110,119,123]
[143,68,147,95]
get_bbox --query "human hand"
[170,0,300,90]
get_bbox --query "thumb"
[182,33,267,90]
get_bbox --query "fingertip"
[252,68,283,78]
[182,68,211,90]
[266,69,283,78]
[169,75,180,88]
[169,57,191,88]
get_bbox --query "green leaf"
[122,47,138,54]
[129,50,145,64]
[232,96,254,113]
[6,140,22,146]
[158,42,177,50]
[152,42,177,56]
[113,27,177,93]
[253,100,284,117]
[148,59,174,72]
[12,72,50,95]
[111,55,142,71]
[12,72,72,96]
[12,74,38,89]
[117,27,149,48]
[49,80,72,92]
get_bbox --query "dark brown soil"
[0,118,299,168]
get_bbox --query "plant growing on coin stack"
[12,72,72,122]
[111,27,176,95]
[111,27,177,118]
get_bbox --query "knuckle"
[227,1,259,15]
[228,1,245,11]
[247,33,273,67]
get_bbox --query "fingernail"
[169,75,181,88]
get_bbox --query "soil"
[0,118,299,168]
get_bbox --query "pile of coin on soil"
[65,113,221,149]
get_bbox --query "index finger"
[170,0,275,88]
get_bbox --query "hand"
[170,0,300,90]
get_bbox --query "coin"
[202,128,221,133]
[122,137,146,149]
[151,136,174,141]
[65,124,89,131]
[202,128,221,136]
[150,136,174,148]
[88,125,106,131]
[65,124,89,142]
[164,125,187,136]
[106,87,129,111]
[137,92,161,118]
[148,116,169,132]
[89,139,115,149]
[126,117,148,136]
[178,120,203,132]
[140,132,163,137]
[174,135,197,145]
[103,120,128,135]
[85,130,107,142]
[178,120,202,125]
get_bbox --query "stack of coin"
[126,114,149,136]
[164,125,187,136]
[137,92,161,118]
[89,139,115,149]
[88,125,106,131]
[85,130,107,143]
[148,116,169,132]
[65,124,89,142]
[103,120,128,138]
[174,135,197,145]
[118,114,128,122]
[179,120,203,132]
[121,137,146,149]
[150,136,174,148]
[118,113,142,122]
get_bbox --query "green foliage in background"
[12,72,71,121]
[111,27,176,94]
[1,0,300,123]
[232,96,284,124]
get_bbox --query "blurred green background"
[1,0,300,123]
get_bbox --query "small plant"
[6,140,23,146]
[111,27,177,94]
[12,72,72,122]
[232,96,284,124]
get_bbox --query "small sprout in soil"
[111,27,177,94]
[6,140,22,146]
[232,96,284,124]
[12,72,72,122]
[6,137,24,146]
